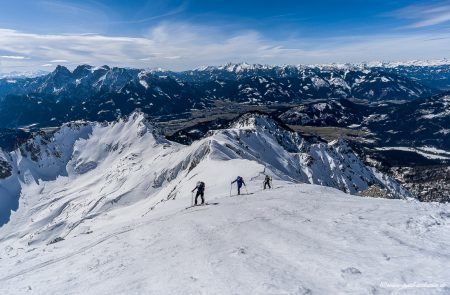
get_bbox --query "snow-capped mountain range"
[180,60,450,89]
[0,62,443,129]
[0,70,49,80]
[362,58,450,68]
[193,59,450,72]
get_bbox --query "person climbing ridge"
[231,176,246,195]
[192,181,205,206]
[263,174,272,189]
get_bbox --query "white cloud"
[0,23,449,72]
[392,1,450,28]
[412,12,450,28]
[0,55,29,60]
[49,59,69,63]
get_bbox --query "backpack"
[198,181,205,190]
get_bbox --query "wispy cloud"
[164,56,181,60]
[39,0,95,15]
[108,4,186,25]
[49,59,69,63]
[0,22,449,72]
[392,1,450,28]
[1,55,29,60]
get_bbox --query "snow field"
[1,185,449,294]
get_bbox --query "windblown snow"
[0,113,449,294]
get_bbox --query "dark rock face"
[391,166,450,203]
[358,185,392,199]
[0,158,12,179]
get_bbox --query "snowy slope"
[0,185,449,294]
[0,112,410,227]
[0,112,448,294]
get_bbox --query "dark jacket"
[232,177,245,188]
[192,182,205,193]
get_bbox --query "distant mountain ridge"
[0,63,441,129]
[279,92,450,151]
[0,70,49,79]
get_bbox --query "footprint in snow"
[189,276,198,282]
[341,267,362,278]
[296,286,312,295]
[231,247,247,256]
[238,247,247,255]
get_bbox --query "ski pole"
[244,185,248,195]
[191,192,194,207]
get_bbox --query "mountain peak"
[72,64,94,75]
[73,64,111,75]
[230,112,292,133]
[195,62,276,73]
[52,65,72,77]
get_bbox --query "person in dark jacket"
[192,181,205,205]
[231,176,246,195]
[263,175,272,189]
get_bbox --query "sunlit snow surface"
[0,113,448,294]
[1,185,449,294]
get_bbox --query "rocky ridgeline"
[391,166,450,203]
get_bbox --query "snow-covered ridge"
[193,59,450,73]
[363,58,450,68]
[2,59,450,79]
[0,70,49,79]
[1,112,447,295]
[0,112,410,232]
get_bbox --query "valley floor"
[1,184,449,295]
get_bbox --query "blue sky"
[0,0,450,72]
